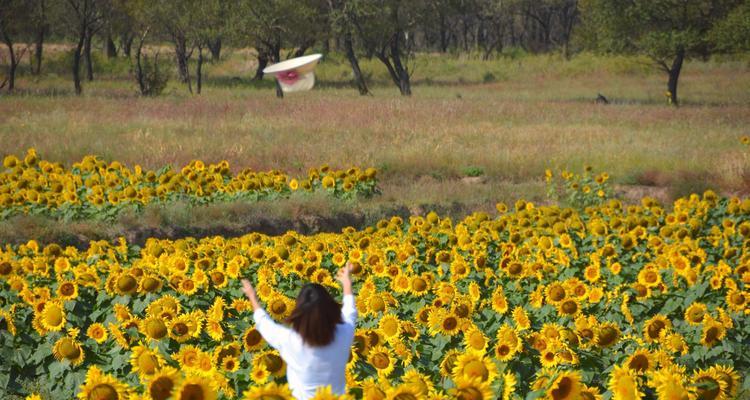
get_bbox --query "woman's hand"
[241,279,261,311]
[337,262,353,296]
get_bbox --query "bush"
[134,53,169,96]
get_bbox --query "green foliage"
[545,167,614,210]
[462,166,485,177]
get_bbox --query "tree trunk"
[2,40,17,91]
[33,26,45,75]
[196,46,203,94]
[207,37,221,62]
[120,33,134,58]
[73,34,85,95]
[344,32,369,95]
[253,53,268,80]
[667,48,685,106]
[135,31,146,95]
[174,34,190,83]
[389,33,411,96]
[84,28,94,81]
[275,79,283,98]
[106,33,117,58]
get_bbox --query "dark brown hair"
[285,283,342,347]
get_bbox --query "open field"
[1,49,750,244]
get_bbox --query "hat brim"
[263,54,322,74]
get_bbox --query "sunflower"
[77,365,130,400]
[708,365,741,399]
[378,314,401,341]
[545,282,567,305]
[648,366,691,400]
[491,286,509,314]
[555,298,580,317]
[684,303,708,326]
[700,317,726,347]
[401,369,434,396]
[367,345,396,377]
[168,313,201,342]
[449,376,494,400]
[56,280,79,300]
[87,323,108,344]
[53,336,85,365]
[250,364,270,385]
[253,350,286,377]
[691,368,727,400]
[452,351,497,384]
[625,349,654,374]
[409,275,430,296]
[595,322,620,348]
[140,316,169,341]
[309,385,340,400]
[609,364,643,400]
[642,314,671,343]
[267,293,292,320]
[580,385,603,400]
[512,306,531,330]
[463,327,488,353]
[546,370,582,400]
[147,367,180,400]
[39,301,66,332]
[384,383,420,400]
[502,371,517,400]
[173,373,217,400]
[725,289,747,312]
[130,344,163,379]
[494,325,521,362]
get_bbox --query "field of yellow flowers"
[0,149,379,221]
[1,154,749,400]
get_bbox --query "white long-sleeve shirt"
[253,294,357,400]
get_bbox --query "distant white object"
[263,54,322,93]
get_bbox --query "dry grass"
[1,49,749,211]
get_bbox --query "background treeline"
[1,0,749,103]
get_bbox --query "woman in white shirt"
[240,262,357,400]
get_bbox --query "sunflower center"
[271,301,286,314]
[549,286,566,302]
[147,319,168,339]
[172,322,188,336]
[443,317,458,331]
[551,377,572,400]
[60,283,75,296]
[44,306,63,327]
[647,320,666,339]
[371,353,390,369]
[597,326,618,347]
[695,377,720,400]
[370,297,385,312]
[59,339,80,359]
[245,329,262,347]
[142,277,160,292]
[117,275,137,293]
[463,360,489,381]
[89,384,118,400]
[394,394,418,400]
[628,354,649,372]
[149,376,174,400]
[455,387,484,400]
[561,300,577,314]
[139,352,158,374]
[181,383,206,400]
[412,278,427,291]
[262,354,283,373]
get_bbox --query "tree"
[327,0,370,95]
[230,0,325,98]
[578,0,742,106]
[349,0,430,96]
[0,0,33,91]
[710,1,750,53]
[60,0,104,95]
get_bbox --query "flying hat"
[263,54,323,93]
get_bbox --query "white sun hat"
[263,54,323,93]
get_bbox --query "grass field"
[1,48,750,243]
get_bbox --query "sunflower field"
[0,149,379,221]
[1,183,750,399]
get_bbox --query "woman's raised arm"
[337,262,357,326]
[241,278,290,350]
